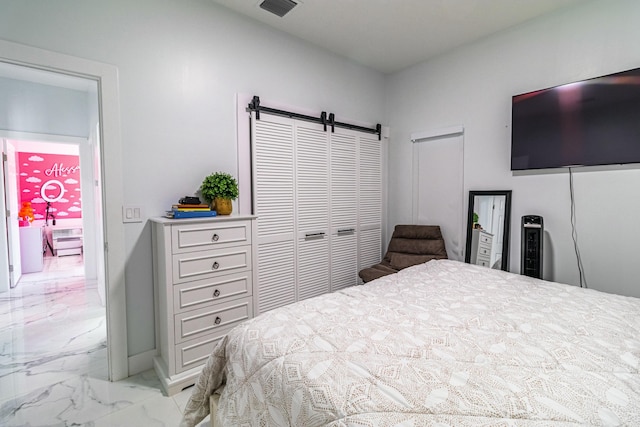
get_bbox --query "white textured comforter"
[181,260,640,426]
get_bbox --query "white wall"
[385,0,640,297]
[0,77,89,137]
[0,0,385,358]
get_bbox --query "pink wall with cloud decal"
[18,152,82,220]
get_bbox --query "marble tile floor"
[0,255,208,426]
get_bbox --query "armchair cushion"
[389,253,443,271]
[358,224,447,283]
[358,263,397,283]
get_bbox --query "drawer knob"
[212,234,220,242]
[212,261,220,270]
[213,289,221,297]
[214,316,222,325]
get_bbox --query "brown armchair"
[358,225,448,283]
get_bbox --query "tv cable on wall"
[569,167,587,288]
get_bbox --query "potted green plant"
[199,172,239,215]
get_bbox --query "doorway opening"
[0,38,128,382]
[0,65,109,387]
[4,139,96,285]
[0,76,109,384]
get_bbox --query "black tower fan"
[521,215,543,279]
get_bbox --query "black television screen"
[511,67,640,171]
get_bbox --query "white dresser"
[150,215,256,396]
[19,226,44,273]
[470,229,494,267]
[51,227,83,256]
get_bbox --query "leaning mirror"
[465,190,512,271]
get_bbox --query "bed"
[180,259,640,426]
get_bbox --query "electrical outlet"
[122,205,144,223]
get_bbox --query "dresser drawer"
[171,220,251,254]
[173,271,252,313]
[172,246,251,283]
[174,298,252,344]
[174,328,230,374]
[478,232,493,245]
[477,245,491,257]
[477,258,491,268]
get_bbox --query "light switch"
[122,205,144,223]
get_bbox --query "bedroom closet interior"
[250,107,383,315]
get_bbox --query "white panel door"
[358,227,382,271]
[414,135,464,260]
[0,145,10,292]
[330,130,358,291]
[490,196,505,267]
[330,230,357,291]
[3,140,21,287]
[252,115,296,314]
[298,237,329,300]
[296,122,330,300]
[358,134,382,271]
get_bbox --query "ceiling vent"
[259,0,297,17]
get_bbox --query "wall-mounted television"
[511,67,640,171]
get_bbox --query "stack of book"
[165,203,217,219]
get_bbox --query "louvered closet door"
[252,115,296,315]
[296,122,330,301]
[358,134,383,271]
[330,129,358,291]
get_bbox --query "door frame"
[0,39,128,381]
[1,139,21,288]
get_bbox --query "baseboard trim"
[128,349,156,376]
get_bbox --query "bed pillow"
[389,253,441,270]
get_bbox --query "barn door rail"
[247,95,381,140]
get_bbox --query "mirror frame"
[464,190,512,271]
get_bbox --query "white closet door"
[358,227,382,271]
[296,122,330,300]
[330,231,357,291]
[330,130,358,291]
[358,134,382,271]
[252,111,383,309]
[413,135,464,260]
[252,115,296,314]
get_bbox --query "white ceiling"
[211,0,584,74]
